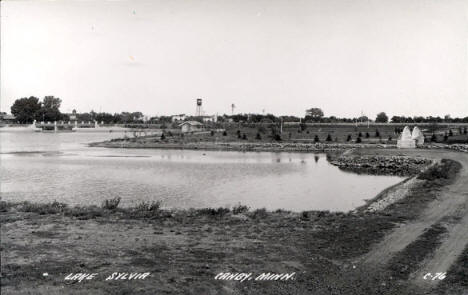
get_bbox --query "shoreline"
[89,138,468,154]
[1,151,466,294]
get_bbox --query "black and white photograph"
[1,0,467,294]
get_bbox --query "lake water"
[0,130,404,211]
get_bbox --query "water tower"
[196,98,203,116]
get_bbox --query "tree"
[346,134,352,142]
[314,135,320,143]
[326,134,332,141]
[305,108,324,122]
[375,129,380,137]
[36,96,63,122]
[10,96,42,123]
[375,112,388,123]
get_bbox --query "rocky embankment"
[90,140,395,152]
[328,155,433,176]
[411,144,468,153]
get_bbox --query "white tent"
[411,126,424,146]
[397,126,416,148]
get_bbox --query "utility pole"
[280,117,283,134]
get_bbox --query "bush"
[314,135,320,143]
[375,130,380,137]
[242,133,247,140]
[222,131,227,136]
[326,134,332,141]
[21,201,67,215]
[232,204,249,215]
[66,206,103,220]
[256,133,262,140]
[133,200,162,217]
[273,134,282,141]
[365,132,370,138]
[346,134,352,142]
[102,197,121,210]
[358,132,362,137]
[135,200,161,212]
[160,133,166,140]
[251,208,268,219]
[431,134,437,142]
[356,137,362,143]
[0,201,12,212]
[417,159,461,181]
[197,207,230,217]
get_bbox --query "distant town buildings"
[69,110,77,121]
[0,112,16,123]
[200,115,217,123]
[171,114,187,122]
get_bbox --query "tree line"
[9,98,468,124]
[10,96,145,124]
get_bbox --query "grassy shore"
[1,156,465,295]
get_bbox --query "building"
[69,110,78,121]
[171,114,186,122]
[200,115,217,123]
[0,112,16,123]
[179,121,204,133]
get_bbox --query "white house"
[201,115,217,123]
[179,121,204,133]
[171,114,187,122]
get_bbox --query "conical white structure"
[397,126,416,148]
[411,126,424,146]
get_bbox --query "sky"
[1,0,467,118]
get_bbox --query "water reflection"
[0,131,404,212]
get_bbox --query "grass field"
[143,123,468,145]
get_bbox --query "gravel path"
[359,149,468,289]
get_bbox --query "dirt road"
[359,149,468,289]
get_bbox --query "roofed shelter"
[179,121,204,133]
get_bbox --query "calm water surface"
[0,130,404,211]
